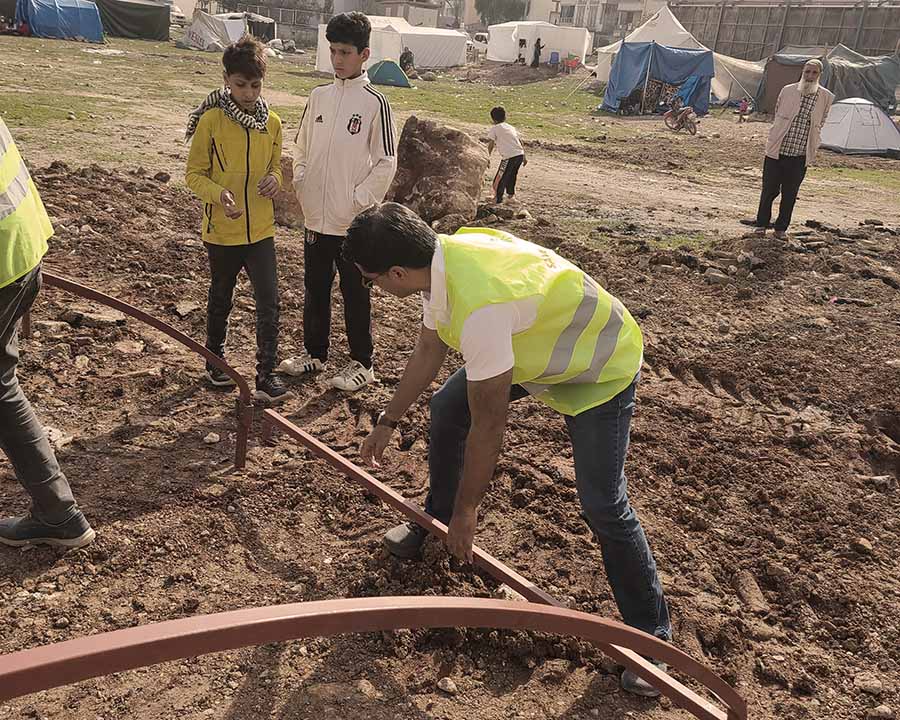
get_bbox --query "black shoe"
[254,374,294,404]
[0,512,95,549]
[205,364,237,388]
[383,521,428,559]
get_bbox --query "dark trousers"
[493,154,524,203]
[302,230,373,369]
[205,237,279,380]
[424,368,672,640]
[1,265,80,525]
[756,154,807,232]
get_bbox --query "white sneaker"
[328,361,375,392]
[277,353,326,377]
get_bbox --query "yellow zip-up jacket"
[185,108,283,246]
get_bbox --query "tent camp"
[756,46,900,113]
[368,59,411,88]
[601,42,715,115]
[820,97,900,155]
[316,16,466,72]
[593,6,764,105]
[14,0,104,42]
[94,0,168,40]
[244,12,275,42]
[487,21,591,65]
[180,9,245,51]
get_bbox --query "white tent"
[180,9,246,51]
[487,20,591,65]
[820,97,900,155]
[592,5,764,104]
[316,16,466,72]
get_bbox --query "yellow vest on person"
[436,228,643,416]
[0,120,52,290]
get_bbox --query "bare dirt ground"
[2,38,900,720]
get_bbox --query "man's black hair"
[326,12,371,53]
[490,106,506,123]
[343,203,436,273]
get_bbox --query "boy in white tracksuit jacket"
[280,12,397,391]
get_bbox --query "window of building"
[560,4,575,22]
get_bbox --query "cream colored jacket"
[765,83,834,165]
[292,72,397,236]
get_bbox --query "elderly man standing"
[755,59,833,239]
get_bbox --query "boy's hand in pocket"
[220,190,243,219]
[257,174,279,198]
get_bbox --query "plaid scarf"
[184,88,270,142]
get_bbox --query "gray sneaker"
[621,661,667,698]
[383,521,428,559]
[0,512,95,549]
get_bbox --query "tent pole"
[641,42,653,113]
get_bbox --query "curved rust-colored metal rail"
[0,596,746,719]
[24,271,253,468]
[259,410,746,719]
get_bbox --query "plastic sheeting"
[14,0,104,42]
[827,45,900,112]
[180,9,246,51]
[820,97,900,155]
[757,46,900,113]
[486,21,591,65]
[94,0,168,40]
[316,16,465,72]
[601,42,714,115]
[592,6,763,104]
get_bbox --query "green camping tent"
[368,60,411,88]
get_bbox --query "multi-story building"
[552,0,665,44]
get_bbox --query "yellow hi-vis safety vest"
[435,228,643,416]
[0,119,52,290]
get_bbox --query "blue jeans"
[425,368,671,640]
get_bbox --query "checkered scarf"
[184,88,269,142]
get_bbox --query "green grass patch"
[810,167,900,194]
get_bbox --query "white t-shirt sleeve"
[460,303,517,381]
[421,293,436,330]
[486,125,497,142]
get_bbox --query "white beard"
[798,78,820,95]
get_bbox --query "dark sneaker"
[0,512,95,549]
[383,521,428,559]
[621,661,667,698]
[254,374,294,404]
[205,364,237,388]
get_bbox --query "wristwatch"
[377,411,399,430]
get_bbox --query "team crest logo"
[347,113,362,135]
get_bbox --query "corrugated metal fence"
[670,1,900,59]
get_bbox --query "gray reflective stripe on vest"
[523,296,626,393]
[0,121,13,153]
[538,274,599,379]
[0,160,30,221]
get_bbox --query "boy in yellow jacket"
[186,36,291,403]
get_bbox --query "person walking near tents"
[754,59,833,239]
[348,203,672,699]
[0,118,95,549]
[280,12,397,392]
[531,37,543,68]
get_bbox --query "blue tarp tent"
[15,0,104,42]
[601,42,715,116]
